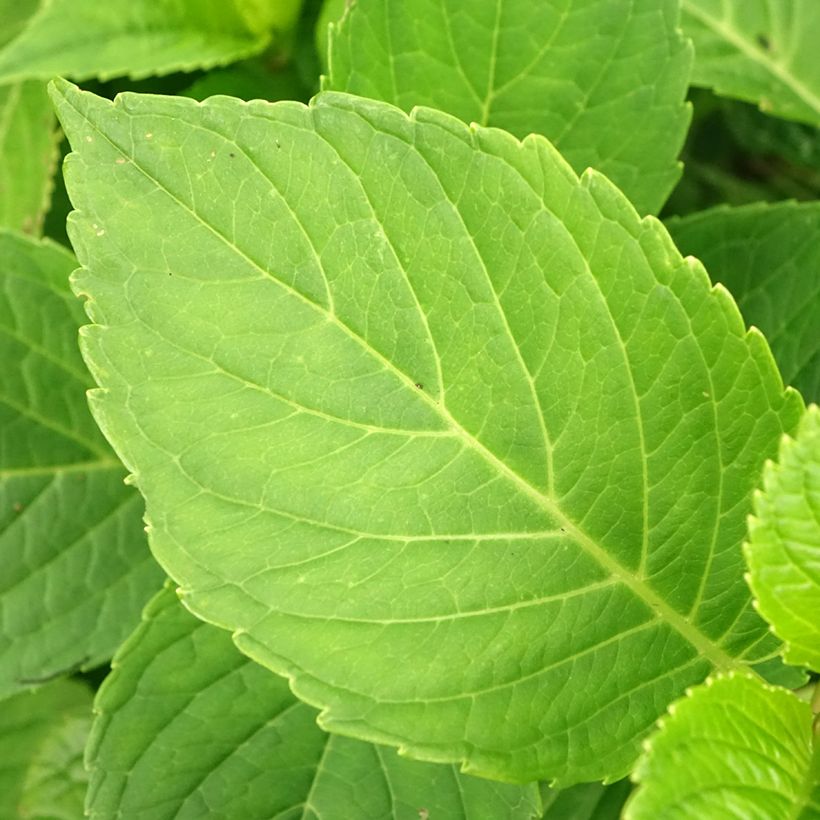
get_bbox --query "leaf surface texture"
[667,202,820,402]
[747,405,820,670]
[326,0,692,214]
[0,231,162,698]
[53,81,802,783]
[0,0,279,83]
[681,0,820,127]
[626,674,820,819]
[87,585,540,819]
[0,679,91,818]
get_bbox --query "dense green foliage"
[0,0,818,816]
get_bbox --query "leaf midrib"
[63,88,743,676]
[682,0,820,121]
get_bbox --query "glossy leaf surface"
[627,674,820,819]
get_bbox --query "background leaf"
[88,585,540,819]
[17,710,91,820]
[326,0,692,215]
[0,231,162,699]
[0,0,281,84]
[53,82,802,785]
[0,678,91,819]
[0,81,58,234]
[626,674,820,819]
[681,0,820,127]
[667,201,820,401]
[747,405,820,670]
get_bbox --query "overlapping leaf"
[53,80,802,784]
[0,231,162,699]
[747,405,820,670]
[326,0,692,214]
[0,0,288,84]
[626,674,820,819]
[88,585,539,819]
[0,678,91,818]
[667,202,820,401]
[681,0,820,127]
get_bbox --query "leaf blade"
[53,80,802,784]
[0,80,58,234]
[747,405,820,671]
[626,674,820,819]
[667,201,820,402]
[0,0,276,83]
[0,230,162,698]
[681,0,820,127]
[326,0,692,215]
[88,585,541,819]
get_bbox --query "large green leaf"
[626,674,820,819]
[52,80,802,784]
[0,678,91,818]
[747,405,820,671]
[0,231,162,699]
[0,0,283,84]
[0,81,58,234]
[88,585,540,818]
[667,202,820,401]
[681,0,820,127]
[325,0,692,215]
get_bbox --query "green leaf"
[17,711,91,820]
[747,405,820,671]
[88,585,540,819]
[0,0,279,84]
[0,81,58,234]
[540,780,631,819]
[52,80,802,784]
[0,678,91,818]
[667,202,820,401]
[681,0,820,127]
[0,230,162,699]
[626,673,820,819]
[325,0,692,215]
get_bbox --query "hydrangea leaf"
[52,80,802,784]
[0,81,58,234]
[0,678,91,818]
[325,0,692,215]
[681,0,820,127]
[0,231,162,699]
[667,202,820,401]
[0,0,282,84]
[626,674,820,819]
[746,405,820,671]
[17,710,91,820]
[87,585,540,819]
